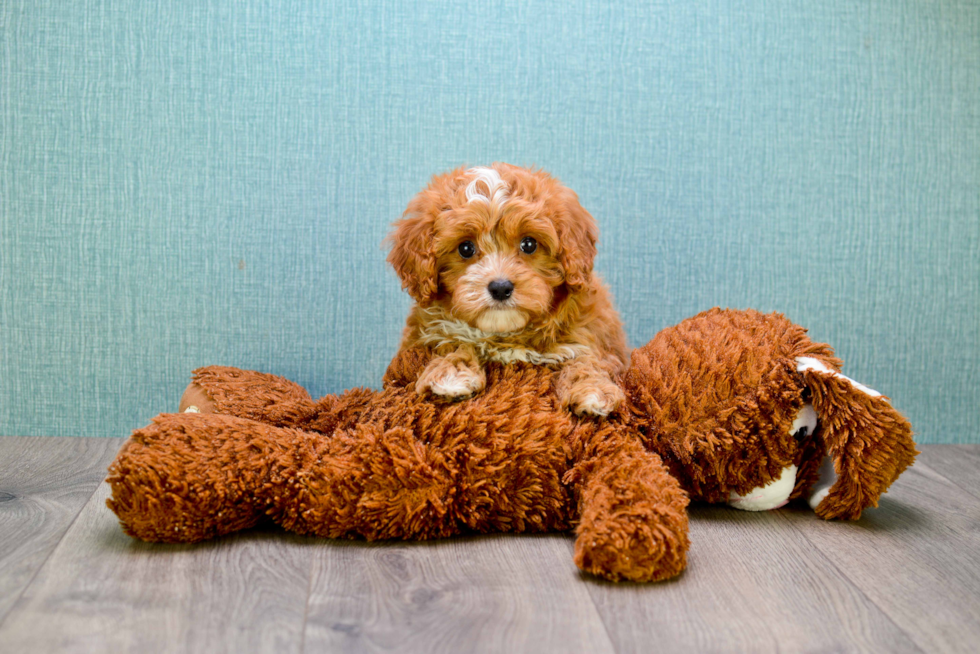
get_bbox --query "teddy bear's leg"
[107,413,290,542]
[109,411,393,543]
[108,412,475,543]
[566,423,690,582]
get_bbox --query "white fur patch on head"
[729,464,798,512]
[796,357,882,398]
[465,166,508,213]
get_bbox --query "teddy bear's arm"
[564,422,690,582]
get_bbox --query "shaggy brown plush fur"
[623,308,918,518]
[107,309,916,582]
[110,352,689,582]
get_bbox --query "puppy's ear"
[555,188,598,291]
[797,357,918,520]
[386,189,443,304]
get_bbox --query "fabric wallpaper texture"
[1,1,978,442]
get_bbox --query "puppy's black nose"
[488,279,514,301]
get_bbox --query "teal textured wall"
[2,1,978,442]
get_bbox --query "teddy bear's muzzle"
[727,403,820,512]
[728,464,799,511]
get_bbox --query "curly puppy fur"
[387,164,629,417]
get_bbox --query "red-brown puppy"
[387,164,628,416]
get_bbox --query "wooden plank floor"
[1,437,978,653]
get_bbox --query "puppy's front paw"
[566,382,624,417]
[416,358,486,401]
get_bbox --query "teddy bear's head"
[623,308,917,520]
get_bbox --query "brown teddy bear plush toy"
[107,308,916,583]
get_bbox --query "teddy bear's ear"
[796,357,918,520]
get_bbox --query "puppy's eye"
[458,240,476,259]
[520,236,537,254]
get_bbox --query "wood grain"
[779,458,980,654]
[0,482,314,654]
[303,534,615,654]
[579,503,922,653]
[914,445,980,500]
[0,436,122,623]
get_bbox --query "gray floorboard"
[304,535,615,654]
[580,504,922,654]
[0,483,314,654]
[778,458,980,654]
[0,436,122,623]
[0,438,978,653]
[915,445,980,500]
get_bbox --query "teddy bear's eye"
[520,236,537,254]
[458,240,476,259]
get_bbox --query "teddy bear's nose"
[488,279,514,301]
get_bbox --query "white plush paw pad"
[429,368,484,399]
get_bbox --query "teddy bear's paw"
[574,520,688,582]
[178,382,216,414]
[416,357,486,401]
[568,382,624,417]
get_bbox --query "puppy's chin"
[475,308,528,333]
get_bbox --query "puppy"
[386,164,629,417]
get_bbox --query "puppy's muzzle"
[488,279,514,302]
